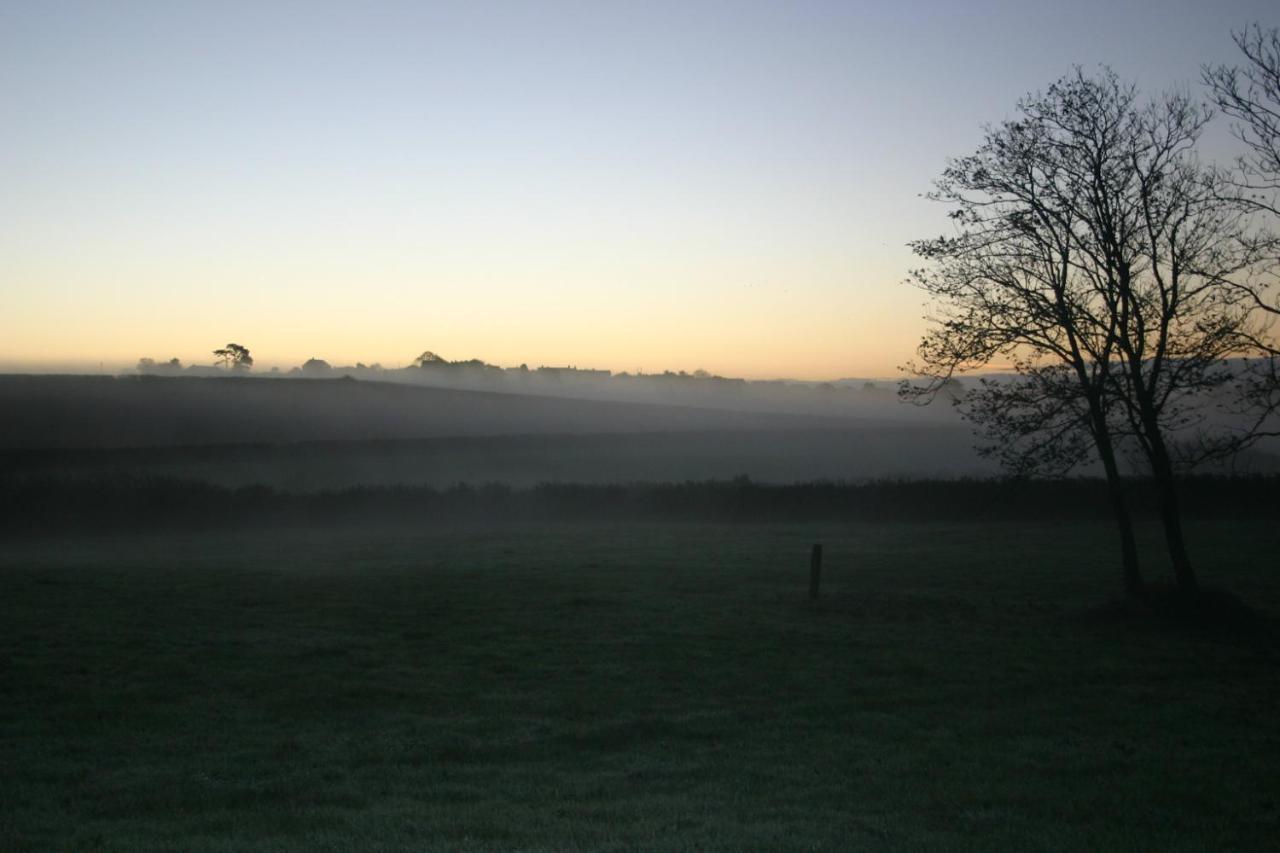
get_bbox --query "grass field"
[3,520,1278,851]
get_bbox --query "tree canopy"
[213,343,253,371]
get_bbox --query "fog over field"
[0,374,1008,487]
[6,374,1276,490]
[7,3,1280,848]
[0,373,949,446]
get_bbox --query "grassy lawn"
[2,520,1278,851]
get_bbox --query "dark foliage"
[2,474,1277,536]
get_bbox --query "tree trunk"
[1146,434,1199,596]
[1094,431,1145,599]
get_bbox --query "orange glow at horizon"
[3,3,1251,380]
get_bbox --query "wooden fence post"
[809,543,823,599]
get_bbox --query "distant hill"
[0,374,922,450]
[0,428,1000,489]
[4,375,1273,486]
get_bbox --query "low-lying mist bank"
[5,374,1274,490]
[0,374,950,450]
[133,357,921,419]
[4,475,1277,535]
[0,428,1001,489]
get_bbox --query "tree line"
[4,474,1278,535]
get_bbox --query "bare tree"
[1205,24,1280,224]
[904,68,1270,598]
[1204,24,1280,454]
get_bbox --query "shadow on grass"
[1080,585,1280,656]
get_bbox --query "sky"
[2,0,1276,379]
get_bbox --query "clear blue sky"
[2,0,1275,377]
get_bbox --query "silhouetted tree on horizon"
[213,343,253,372]
[137,357,183,375]
[413,351,448,367]
[1205,24,1280,224]
[301,357,333,376]
[1205,24,1280,446]
[903,66,1275,599]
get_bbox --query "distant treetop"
[213,343,253,371]
[413,351,448,367]
[301,358,333,376]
